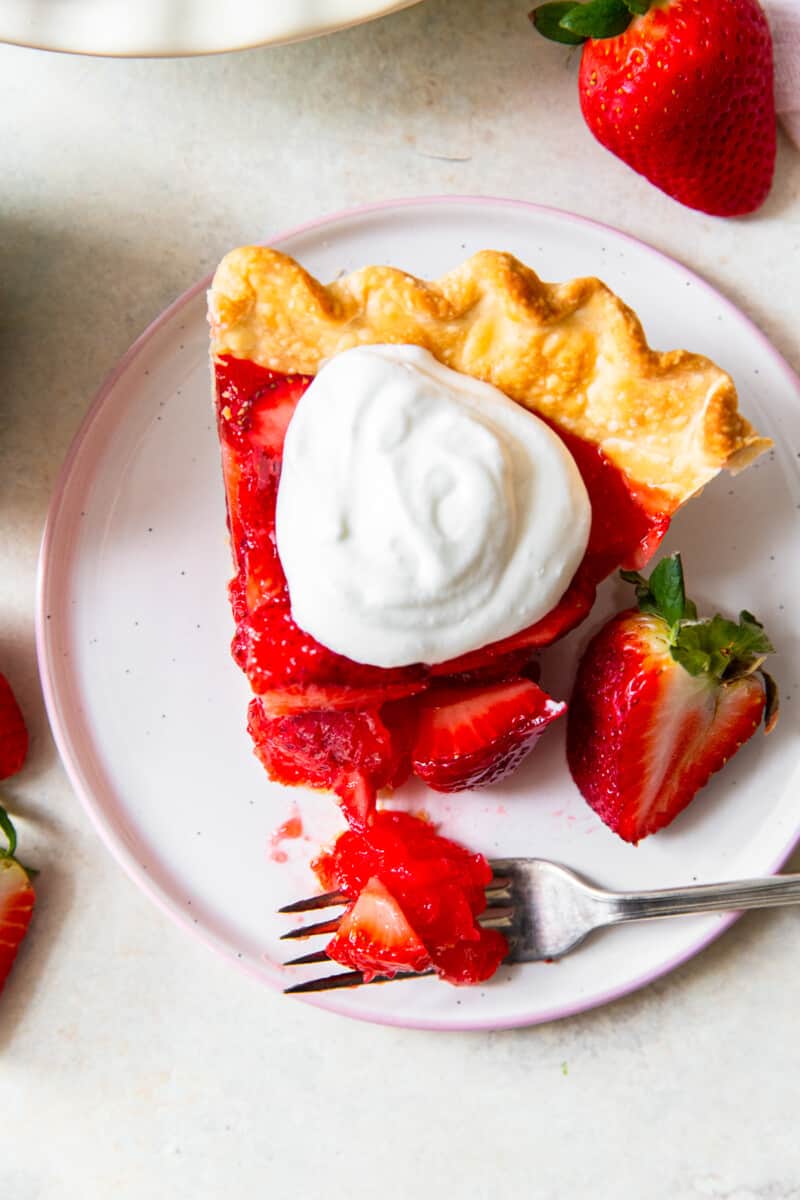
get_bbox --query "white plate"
[37,197,800,1031]
[0,0,421,57]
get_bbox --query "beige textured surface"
[2,1,800,1197]
[210,246,768,504]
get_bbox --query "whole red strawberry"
[0,672,28,780]
[531,0,776,216]
[567,554,778,843]
[0,805,36,994]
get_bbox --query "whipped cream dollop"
[275,345,591,668]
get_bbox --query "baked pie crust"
[209,246,769,508]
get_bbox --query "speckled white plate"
[37,197,800,1030]
[0,0,421,57]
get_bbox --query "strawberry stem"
[529,0,651,43]
[621,552,694,635]
[0,801,36,876]
[0,804,18,859]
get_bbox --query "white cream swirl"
[275,345,591,668]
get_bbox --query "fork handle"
[603,874,800,924]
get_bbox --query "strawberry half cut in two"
[567,554,779,844]
[214,353,673,828]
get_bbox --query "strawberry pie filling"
[314,810,509,986]
[214,351,672,829]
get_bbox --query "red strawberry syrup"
[268,809,304,863]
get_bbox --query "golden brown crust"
[208,247,769,506]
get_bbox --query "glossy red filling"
[314,810,509,985]
[214,354,672,823]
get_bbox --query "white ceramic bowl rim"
[0,0,422,58]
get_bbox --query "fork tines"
[284,968,434,995]
[280,916,342,941]
[279,867,514,995]
[278,889,346,914]
[283,948,331,967]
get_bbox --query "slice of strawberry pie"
[209,247,768,829]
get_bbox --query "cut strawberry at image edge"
[0,673,29,782]
[0,805,36,996]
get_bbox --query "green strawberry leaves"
[621,553,776,691]
[529,0,651,44]
[530,2,587,44]
[620,553,695,636]
[672,613,774,681]
[0,804,17,859]
[0,802,36,875]
[560,0,634,38]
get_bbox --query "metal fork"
[279,858,800,994]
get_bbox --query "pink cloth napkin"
[766,0,800,147]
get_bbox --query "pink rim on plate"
[36,196,800,1031]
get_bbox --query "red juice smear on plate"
[269,808,304,862]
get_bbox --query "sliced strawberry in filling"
[232,601,425,703]
[433,646,541,688]
[216,362,310,608]
[428,572,597,678]
[411,677,567,793]
[325,876,432,981]
[316,811,509,986]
